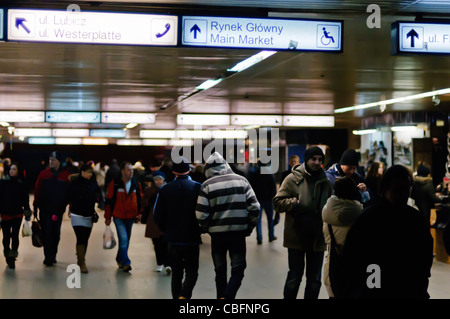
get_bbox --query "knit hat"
[49,151,65,164]
[304,146,324,163]
[340,149,359,166]
[152,170,165,180]
[416,164,430,177]
[172,156,191,175]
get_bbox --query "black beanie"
[416,164,430,177]
[49,151,65,164]
[340,149,358,166]
[304,146,324,163]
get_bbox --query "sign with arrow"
[392,21,450,54]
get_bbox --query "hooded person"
[273,146,332,299]
[196,152,260,299]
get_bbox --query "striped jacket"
[196,152,260,234]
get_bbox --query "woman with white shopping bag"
[0,162,32,269]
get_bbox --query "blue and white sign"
[7,9,178,46]
[393,21,450,54]
[182,16,342,51]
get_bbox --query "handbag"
[328,224,344,298]
[31,218,43,248]
[103,225,116,249]
[22,220,32,237]
[92,212,99,223]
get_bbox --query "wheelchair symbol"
[321,27,335,46]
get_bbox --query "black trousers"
[2,217,22,256]
[168,243,199,299]
[40,212,63,263]
[152,237,170,267]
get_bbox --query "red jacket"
[34,167,71,215]
[104,178,143,220]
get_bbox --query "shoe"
[257,240,262,245]
[6,256,15,269]
[269,237,278,242]
[178,296,187,299]
[117,262,123,270]
[165,266,172,276]
[43,259,54,267]
[122,265,132,272]
[76,245,88,273]
[155,265,163,272]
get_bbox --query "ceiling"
[0,0,449,142]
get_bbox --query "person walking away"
[411,163,442,228]
[341,165,433,299]
[273,146,332,299]
[154,157,202,299]
[104,161,143,272]
[0,162,32,269]
[94,162,107,210]
[143,171,171,274]
[33,151,71,267]
[68,164,103,273]
[364,161,384,206]
[321,176,363,298]
[248,161,277,244]
[196,152,260,299]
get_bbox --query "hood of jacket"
[290,162,327,184]
[322,195,363,226]
[204,152,234,178]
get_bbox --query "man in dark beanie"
[325,149,370,205]
[33,151,71,266]
[154,156,202,299]
[273,146,332,299]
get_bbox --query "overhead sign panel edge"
[7,9,178,46]
[181,15,342,52]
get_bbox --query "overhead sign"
[392,21,450,54]
[0,9,4,40]
[182,16,342,51]
[7,9,178,46]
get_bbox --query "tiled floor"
[1,211,449,299]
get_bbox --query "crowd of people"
[0,146,446,299]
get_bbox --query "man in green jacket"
[273,146,332,299]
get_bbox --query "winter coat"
[273,163,332,252]
[68,174,102,217]
[321,195,363,297]
[34,167,71,216]
[154,175,202,244]
[411,176,441,225]
[143,184,163,239]
[326,163,370,203]
[248,165,277,202]
[104,178,143,220]
[341,200,433,299]
[196,152,260,235]
[0,177,30,218]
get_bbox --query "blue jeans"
[256,201,275,242]
[283,249,324,299]
[113,218,134,267]
[211,233,247,299]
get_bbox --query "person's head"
[49,151,64,171]
[379,165,413,205]
[366,161,384,178]
[8,162,20,178]
[304,146,324,172]
[152,171,166,188]
[334,176,361,201]
[416,163,431,177]
[289,155,300,168]
[120,161,133,181]
[79,164,93,180]
[339,149,359,176]
[171,157,191,176]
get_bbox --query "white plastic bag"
[103,225,116,249]
[22,220,32,237]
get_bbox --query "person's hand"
[357,183,367,192]
[105,219,111,226]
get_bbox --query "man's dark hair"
[379,164,413,195]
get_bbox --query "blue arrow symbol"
[16,17,31,34]
[406,29,419,47]
[190,24,201,39]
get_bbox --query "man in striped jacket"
[196,152,260,299]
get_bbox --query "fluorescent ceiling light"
[142,139,170,146]
[352,129,377,135]
[55,138,82,145]
[211,130,248,139]
[335,88,450,114]
[52,129,90,137]
[102,112,156,124]
[82,138,109,145]
[14,128,52,137]
[0,111,45,123]
[28,137,56,145]
[140,130,176,139]
[283,115,335,127]
[196,79,223,91]
[390,125,419,132]
[227,51,277,73]
[45,112,101,123]
[169,139,194,146]
[0,122,10,127]
[90,129,126,138]
[125,123,138,129]
[177,114,231,126]
[117,139,143,146]
[176,130,212,139]
[231,115,282,127]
